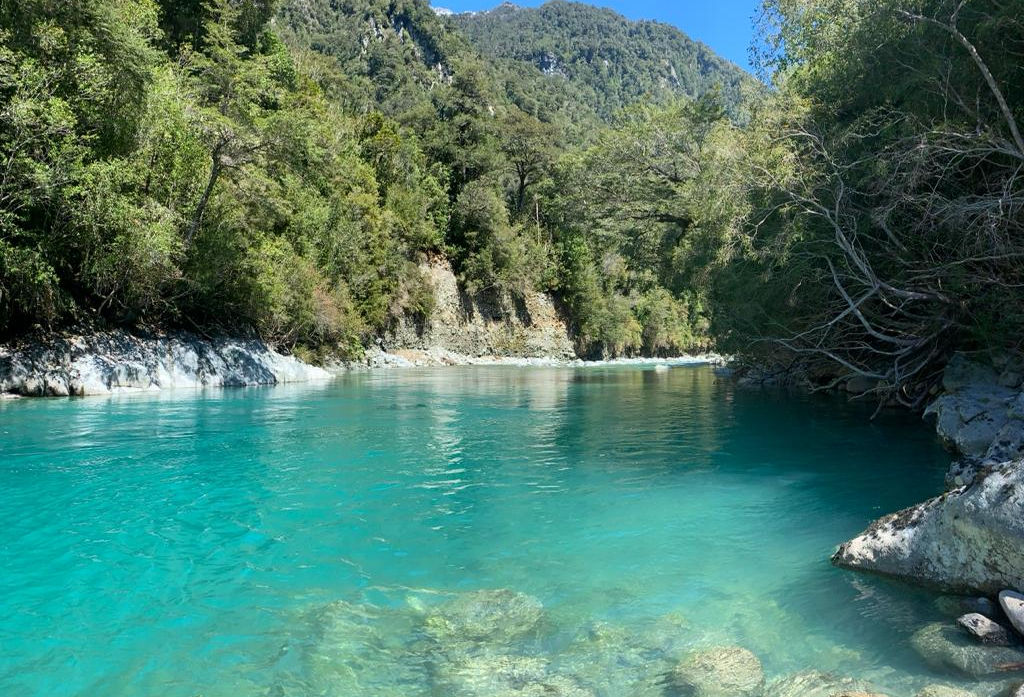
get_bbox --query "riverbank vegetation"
[1,0,1020,387]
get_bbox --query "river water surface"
[0,365,964,695]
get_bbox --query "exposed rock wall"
[833,353,1024,594]
[382,259,576,360]
[0,331,330,397]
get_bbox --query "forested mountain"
[1,0,1021,389]
[450,1,751,122]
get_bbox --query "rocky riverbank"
[0,331,331,397]
[828,353,1024,688]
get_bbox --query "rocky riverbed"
[277,586,1008,697]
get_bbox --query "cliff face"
[382,259,577,361]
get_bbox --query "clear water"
[0,365,962,696]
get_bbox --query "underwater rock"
[957,613,1018,646]
[424,589,544,645]
[832,459,1024,595]
[551,619,681,697]
[1000,591,1024,637]
[303,600,429,697]
[914,687,976,697]
[432,652,593,697]
[763,671,879,697]
[910,622,1024,677]
[668,646,764,697]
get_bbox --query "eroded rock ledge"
[833,353,1024,595]
[0,330,331,397]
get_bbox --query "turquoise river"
[0,364,971,696]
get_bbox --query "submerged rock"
[552,617,686,697]
[302,600,430,697]
[763,671,877,697]
[668,646,764,697]
[957,612,1018,646]
[1000,591,1024,637]
[910,622,1024,677]
[832,459,1024,595]
[914,686,977,697]
[424,589,544,645]
[433,653,593,697]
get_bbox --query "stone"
[1000,590,1024,636]
[832,459,1024,595]
[957,613,1018,645]
[914,686,976,697]
[668,646,764,697]
[424,589,544,645]
[764,671,876,697]
[910,622,1024,677]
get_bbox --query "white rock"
[833,460,1024,595]
[1000,590,1024,637]
[0,331,331,397]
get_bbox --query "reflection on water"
[0,366,960,696]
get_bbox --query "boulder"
[668,646,764,697]
[832,459,1024,595]
[763,672,877,697]
[956,613,1018,646]
[1000,591,1024,636]
[424,589,544,645]
[910,622,1024,677]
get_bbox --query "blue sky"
[432,0,763,71]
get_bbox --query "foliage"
[451,1,752,124]
[6,0,1014,378]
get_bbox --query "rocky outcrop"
[0,330,330,397]
[383,259,576,361]
[834,353,1024,594]
[832,458,1024,594]
[924,354,1024,465]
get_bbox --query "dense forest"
[0,0,1021,400]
